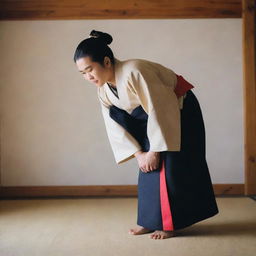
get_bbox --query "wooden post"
[242,0,256,195]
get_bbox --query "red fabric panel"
[160,160,174,231]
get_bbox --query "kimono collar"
[113,58,122,88]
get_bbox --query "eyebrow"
[79,66,92,72]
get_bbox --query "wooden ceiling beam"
[0,0,242,20]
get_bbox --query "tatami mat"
[0,197,255,256]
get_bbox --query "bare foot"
[149,230,176,239]
[129,225,153,235]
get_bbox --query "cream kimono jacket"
[97,58,182,164]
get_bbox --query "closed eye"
[81,69,92,75]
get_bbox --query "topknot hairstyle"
[73,30,115,65]
[89,30,113,45]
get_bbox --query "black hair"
[73,30,115,66]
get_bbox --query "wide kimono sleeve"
[127,65,181,152]
[97,87,142,164]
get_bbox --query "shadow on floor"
[176,221,256,237]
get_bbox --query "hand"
[134,151,160,173]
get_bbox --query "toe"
[151,234,155,239]
[150,233,155,239]
[129,229,135,235]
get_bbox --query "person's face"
[76,56,113,87]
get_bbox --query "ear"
[104,56,111,67]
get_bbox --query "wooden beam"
[243,0,256,195]
[0,0,241,20]
[0,184,245,198]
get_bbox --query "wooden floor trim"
[0,184,244,199]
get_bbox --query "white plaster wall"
[0,19,243,185]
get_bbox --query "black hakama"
[109,90,219,231]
